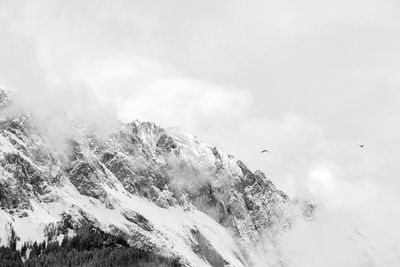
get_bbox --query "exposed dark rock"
[123,210,154,232]
[0,90,291,266]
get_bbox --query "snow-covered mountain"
[0,89,292,266]
[0,89,375,266]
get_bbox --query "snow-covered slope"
[0,89,378,266]
[0,89,290,266]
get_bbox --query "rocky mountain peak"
[0,90,379,267]
[0,91,293,266]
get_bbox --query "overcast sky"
[1,0,400,265]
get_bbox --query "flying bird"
[261,149,270,153]
[359,144,364,148]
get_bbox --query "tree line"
[0,225,181,267]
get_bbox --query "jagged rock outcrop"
[0,89,290,266]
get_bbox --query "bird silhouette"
[261,149,270,153]
[359,144,364,148]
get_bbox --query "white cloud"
[1,1,400,265]
[116,78,252,130]
[278,207,378,267]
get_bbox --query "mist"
[268,205,378,267]
[1,0,400,266]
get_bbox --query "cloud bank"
[1,0,400,265]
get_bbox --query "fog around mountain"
[1,1,400,265]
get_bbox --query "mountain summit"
[0,89,291,266]
[0,89,376,266]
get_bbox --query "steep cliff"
[0,89,291,266]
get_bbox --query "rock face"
[0,90,290,266]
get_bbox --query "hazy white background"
[1,0,400,265]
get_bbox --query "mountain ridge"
[0,89,379,267]
[0,89,289,266]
